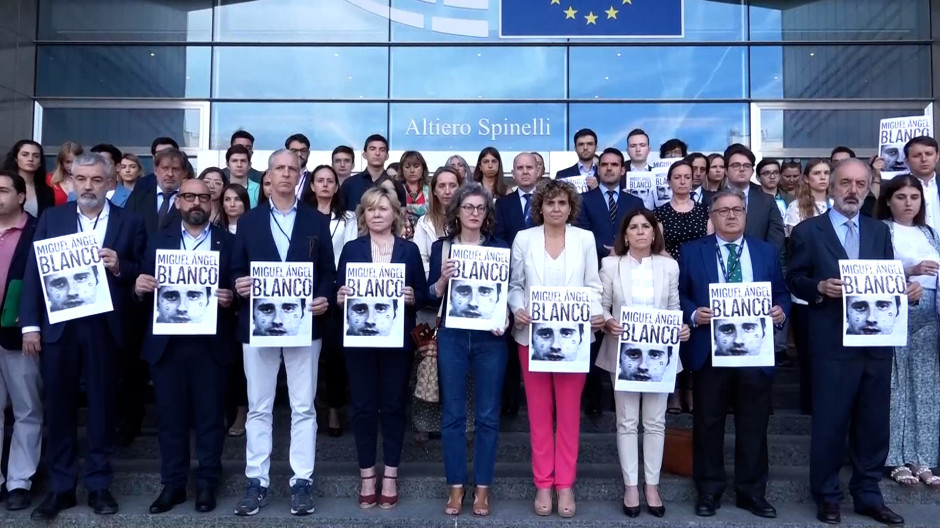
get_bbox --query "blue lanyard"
[270,209,293,244]
[716,240,745,282]
[181,229,209,251]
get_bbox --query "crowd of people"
[0,126,936,527]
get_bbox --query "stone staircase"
[2,366,940,527]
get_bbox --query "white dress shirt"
[917,173,940,232]
[78,201,111,247]
[180,223,212,251]
[269,200,298,262]
[892,223,939,289]
[714,234,753,283]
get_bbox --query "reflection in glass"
[38,0,212,41]
[750,0,930,41]
[213,47,388,99]
[41,107,202,149]
[215,0,389,42]
[759,108,929,152]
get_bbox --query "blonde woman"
[47,141,83,205]
[413,167,462,276]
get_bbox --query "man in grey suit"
[722,144,786,269]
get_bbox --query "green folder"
[1,279,22,327]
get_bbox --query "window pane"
[213,47,388,99]
[211,103,388,150]
[759,107,929,152]
[750,45,931,99]
[38,0,212,42]
[389,103,565,151]
[750,0,930,41]
[40,106,202,149]
[37,46,210,98]
[215,0,389,42]
[569,103,749,152]
[569,46,747,100]
[390,47,565,99]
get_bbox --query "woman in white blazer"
[597,208,689,519]
[508,179,604,518]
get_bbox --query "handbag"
[411,240,451,403]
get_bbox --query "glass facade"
[32,0,935,162]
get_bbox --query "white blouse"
[629,255,655,307]
[544,248,567,286]
[784,199,829,237]
[893,223,940,290]
[330,211,359,268]
[413,214,445,279]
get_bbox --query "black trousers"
[692,365,772,501]
[810,355,890,508]
[318,309,348,410]
[501,335,521,412]
[116,306,148,432]
[42,316,118,493]
[582,331,605,411]
[791,304,813,414]
[150,338,227,488]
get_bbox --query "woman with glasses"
[197,167,229,227]
[756,159,788,220]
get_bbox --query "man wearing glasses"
[722,144,786,271]
[285,134,311,200]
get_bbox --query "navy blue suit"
[554,163,594,180]
[231,201,336,345]
[494,191,528,247]
[677,234,790,503]
[576,187,645,263]
[20,202,146,493]
[124,181,181,235]
[0,213,36,351]
[339,170,407,212]
[787,212,894,508]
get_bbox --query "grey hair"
[445,155,471,181]
[830,157,873,190]
[444,182,496,238]
[267,148,300,170]
[708,188,746,213]
[72,152,113,179]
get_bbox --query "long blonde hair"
[51,141,83,185]
[356,186,402,236]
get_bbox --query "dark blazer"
[34,183,55,218]
[337,235,427,349]
[0,213,37,350]
[494,191,528,247]
[139,223,236,366]
[693,188,716,208]
[20,203,146,347]
[742,183,786,269]
[786,211,894,360]
[555,163,595,180]
[339,170,407,212]
[231,201,337,344]
[678,234,791,373]
[123,181,182,235]
[576,187,645,263]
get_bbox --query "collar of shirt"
[630,162,649,172]
[715,233,744,246]
[578,161,596,176]
[2,212,28,235]
[828,206,858,229]
[77,200,111,224]
[601,184,619,199]
[181,223,211,249]
[271,199,299,217]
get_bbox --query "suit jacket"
[231,201,337,344]
[786,211,894,360]
[339,170,407,212]
[507,225,603,346]
[576,187,646,263]
[123,182,182,235]
[20,203,147,347]
[555,163,595,180]
[139,223,236,366]
[337,235,428,349]
[596,254,680,373]
[693,188,716,208]
[494,191,528,247]
[677,234,791,373]
[739,183,787,270]
[0,213,37,351]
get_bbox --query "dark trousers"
[692,365,772,501]
[318,310,348,409]
[501,335,521,413]
[116,309,148,432]
[150,339,227,488]
[41,316,117,493]
[582,332,605,411]
[810,355,890,508]
[344,347,411,469]
[791,304,812,414]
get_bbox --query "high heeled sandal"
[444,486,464,516]
[557,487,576,518]
[378,474,398,509]
[472,487,490,516]
[359,472,378,509]
[533,488,552,516]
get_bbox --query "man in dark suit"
[127,136,179,200]
[134,178,236,514]
[339,134,406,211]
[555,128,599,190]
[787,158,918,526]
[286,133,311,200]
[626,128,653,173]
[21,153,146,520]
[723,144,786,270]
[678,189,790,519]
[231,149,336,517]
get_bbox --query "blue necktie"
[523,193,532,227]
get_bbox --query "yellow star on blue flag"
[500,0,682,38]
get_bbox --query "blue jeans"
[437,328,507,486]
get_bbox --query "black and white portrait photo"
[528,321,590,373]
[34,231,115,324]
[443,245,510,332]
[252,297,306,337]
[710,316,774,367]
[345,297,397,337]
[44,266,98,312]
[156,285,210,324]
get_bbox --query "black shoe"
[88,489,119,515]
[817,501,841,524]
[30,491,77,521]
[855,504,904,526]
[736,496,776,518]
[695,494,720,517]
[149,485,185,514]
[195,487,216,513]
[622,502,640,518]
[647,503,666,518]
[6,488,32,511]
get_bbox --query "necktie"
[523,193,532,227]
[158,191,176,225]
[724,243,743,283]
[607,190,617,224]
[844,219,859,259]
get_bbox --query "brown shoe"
[444,486,464,516]
[472,487,490,516]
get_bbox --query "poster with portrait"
[528,286,592,373]
[445,245,510,331]
[839,259,908,347]
[879,116,934,180]
[652,158,682,208]
[343,263,405,348]
[152,249,218,335]
[709,282,775,367]
[625,171,655,210]
[249,261,313,347]
[615,307,683,393]
[560,175,590,194]
[33,232,113,324]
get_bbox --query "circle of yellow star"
[550,0,560,4]
[605,6,619,19]
[563,6,577,19]
[622,0,632,4]
[585,11,598,25]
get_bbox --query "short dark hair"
[150,137,179,156]
[723,143,755,165]
[0,170,26,199]
[226,144,251,164]
[363,134,388,151]
[830,146,856,160]
[599,147,624,165]
[332,145,354,159]
[285,133,310,149]
[874,174,927,226]
[91,143,122,162]
[904,136,939,158]
[626,128,649,145]
[667,160,694,181]
[781,160,802,173]
[614,208,665,256]
[756,158,780,177]
[230,130,254,146]
[659,138,688,158]
[573,128,597,144]
[685,152,707,167]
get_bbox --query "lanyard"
[76,209,102,234]
[716,240,745,282]
[330,215,344,239]
[270,209,293,245]
[181,229,209,251]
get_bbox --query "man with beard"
[20,153,146,520]
[134,178,235,514]
[556,128,600,189]
[286,133,311,200]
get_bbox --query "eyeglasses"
[179,192,212,204]
[460,204,486,214]
[728,162,754,171]
[289,148,309,155]
[759,170,780,177]
[712,206,746,218]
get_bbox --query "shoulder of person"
[600,254,620,270]
[652,254,679,271]
[486,235,509,249]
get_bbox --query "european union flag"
[499,0,683,38]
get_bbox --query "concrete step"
[1,496,938,528]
